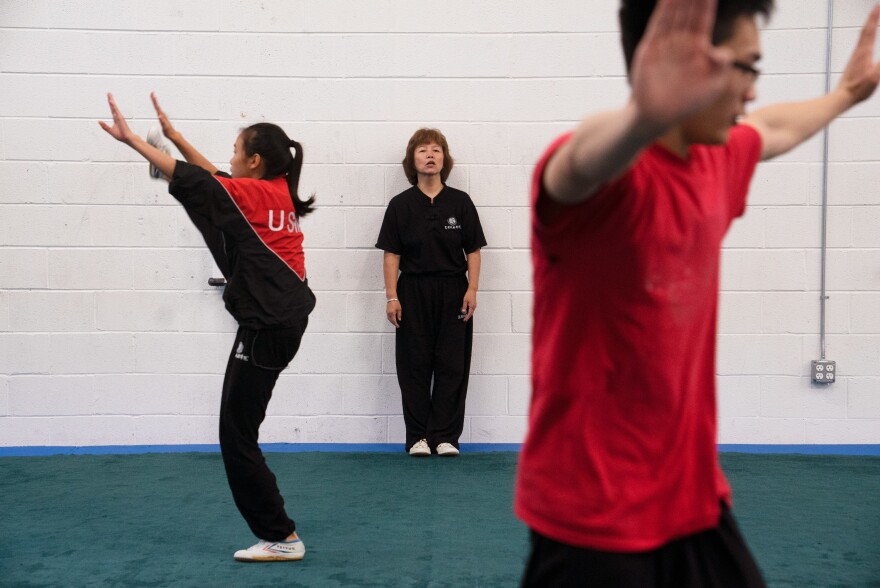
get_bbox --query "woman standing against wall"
[100,93,315,562]
[376,129,487,457]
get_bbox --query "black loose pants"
[521,504,766,587]
[395,273,473,451]
[219,321,307,541]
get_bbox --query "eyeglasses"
[732,60,761,81]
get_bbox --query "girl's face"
[229,134,257,178]
[413,142,444,179]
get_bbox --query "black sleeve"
[168,161,239,231]
[375,200,402,254]
[461,194,487,253]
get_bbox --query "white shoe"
[409,439,431,457]
[233,538,305,562]
[436,442,460,456]
[146,126,171,180]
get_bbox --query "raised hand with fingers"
[98,93,137,144]
[838,5,880,105]
[98,93,176,179]
[148,92,217,174]
[630,0,734,130]
[151,92,180,142]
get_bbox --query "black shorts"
[522,504,766,588]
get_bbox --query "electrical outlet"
[811,360,836,384]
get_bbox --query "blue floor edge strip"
[0,443,878,457]
[717,444,880,455]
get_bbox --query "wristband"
[386,298,399,304]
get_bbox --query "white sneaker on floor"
[436,443,460,456]
[146,126,171,180]
[233,538,305,562]
[409,439,431,456]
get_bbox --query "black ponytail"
[240,123,316,218]
[286,138,315,218]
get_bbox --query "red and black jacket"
[169,161,316,329]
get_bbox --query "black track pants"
[219,321,307,541]
[395,273,473,451]
[521,503,766,588]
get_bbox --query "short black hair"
[619,0,774,71]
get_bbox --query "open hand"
[838,5,880,105]
[98,93,137,144]
[461,289,477,322]
[150,92,180,142]
[386,300,402,328]
[629,0,735,130]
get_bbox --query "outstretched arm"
[99,93,176,179]
[151,93,218,174]
[543,0,735,206]
[743,6,880,161]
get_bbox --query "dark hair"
[401,128,454,186]
[619,0,774,71]
[239,122,316,218]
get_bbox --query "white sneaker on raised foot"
[409,439,431,457]
[233,538,305,562]
[146,126,171,180]
[436,443,460,456]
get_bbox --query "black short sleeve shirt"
[375,185,487,276]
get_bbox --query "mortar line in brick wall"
[0,203,181,208]
[1,26,856,35]
[718,248,829,252]
[0,73,829,84]
[0,114,853,124]
[0,74,839,86]
[0,118,592,126]
[13,156,880,165]
[0,161,449,168]
[0,28,625,36]
[0,289,230,294]
[0,443,877,457]
[40,246,217,251]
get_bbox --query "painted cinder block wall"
[0,0,877,447]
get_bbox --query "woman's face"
[413,142,444,179]
[229,133,252,178]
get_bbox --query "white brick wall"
[1,0,878,447]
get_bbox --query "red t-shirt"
[515,125,762,552]
[169,163,315,329]
[214,175,307,281]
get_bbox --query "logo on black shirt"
[445,216,461,230]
